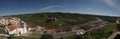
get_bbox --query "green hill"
[6,12,119,28]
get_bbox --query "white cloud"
[104,0,120,9]
[40,5,60,11]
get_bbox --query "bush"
[40,34,53,39]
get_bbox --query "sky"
[0,0,120,16]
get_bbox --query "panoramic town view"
[0,0,120,39]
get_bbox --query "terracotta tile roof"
[7,25,21,32]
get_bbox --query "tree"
[74,35,82,39]
[40,34,53,39]
[7,34,14,39]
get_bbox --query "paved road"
[0,34,9,37]
[52,21,108,38]
[108,32,120,39]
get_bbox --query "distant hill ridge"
[4,12,119,28]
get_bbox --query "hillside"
[5,12,119,28]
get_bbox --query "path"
[108,32,120,39]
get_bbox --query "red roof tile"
[7,25,21,31]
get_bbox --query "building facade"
[116,20,120,31]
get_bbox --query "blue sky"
[0,0,120,16]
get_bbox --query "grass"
[54,23,117,39]
[8,36,39,39]
[82,23,116,39]
[0,26,5,34]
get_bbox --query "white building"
[0,17,21,26]
[9,17,21,25]
[5,21,27,36]
[76,29,86,35]
[0,18,9,26]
